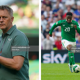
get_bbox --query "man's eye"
[3,17,7,18]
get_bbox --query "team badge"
[63,25,65,26]
[71,24,74,27]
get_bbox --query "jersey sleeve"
[76,22,80,34]
[12,34,29,58]
[49,20,62,35]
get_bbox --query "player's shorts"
[61,39,76,49]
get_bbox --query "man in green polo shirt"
[0,6,29,80]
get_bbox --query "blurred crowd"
[41,0,80,50]
[10,0,39,28]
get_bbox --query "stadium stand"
[41,0,80,50]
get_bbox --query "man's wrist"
[49,34,52,37]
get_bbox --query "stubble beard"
[2,25,11,34]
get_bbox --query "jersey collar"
[66,19,72,23]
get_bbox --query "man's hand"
[74,25,77,29]
[49,34,52,37]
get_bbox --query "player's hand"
[49,34,52,37]
[74,25,77,29]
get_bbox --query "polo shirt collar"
[1,25,16,38]
[6,25,16,35]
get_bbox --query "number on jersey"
[65,27,70,32]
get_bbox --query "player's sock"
[68,63,73,72]
[68,51,75,65]
[68,51,75,72]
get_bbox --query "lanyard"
[0,37,7,53]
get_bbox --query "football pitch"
[29,60,39,80]
[41,63,80,80]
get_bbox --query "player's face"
[66,15,72,23]
[0,10,14,31]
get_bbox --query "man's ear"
[11,17,14,23]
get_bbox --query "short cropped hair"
[0,5,13,17]
[66,12,73,16]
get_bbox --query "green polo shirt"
[0,25,29,80]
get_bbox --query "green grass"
[18,28,39,34]
[18,28,39,37]
[41,63,80,80]
[0,28,39,37]
[29,60,39,75]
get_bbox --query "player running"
[49,12,80,73]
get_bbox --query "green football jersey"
[49,19,80,42]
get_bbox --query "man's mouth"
[0,24,5,25]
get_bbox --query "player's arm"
[0,56,24,71]
[76,27,80,34]
[74,22,80,34]
[49,20,62,36]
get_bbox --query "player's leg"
[62,40,75,65]
[67,45,75,65]
[62,40,75,72]
[67,45,75,72]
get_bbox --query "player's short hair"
[66,12,73,16]
[0,5,13,17]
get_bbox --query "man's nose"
[0,17,4,22]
